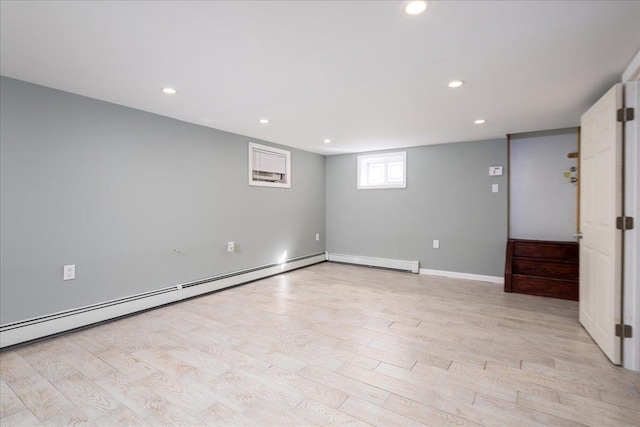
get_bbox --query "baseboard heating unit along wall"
[326,253,503,283]
[327,253,420,273]
[0,252,326,348]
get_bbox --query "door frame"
[622,50,640,371]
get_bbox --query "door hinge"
[616,216,634,230]
[615,324,632,338]
[617,107,635,122]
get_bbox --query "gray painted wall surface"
[326,140,508,277]
[0,77,325,324]
[509,129,578,241]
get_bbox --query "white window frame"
[248,142,291,188]
[357,151,407,189]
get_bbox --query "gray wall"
[326,140,508,277]
[0,77,325,324]
[509,128,578,241]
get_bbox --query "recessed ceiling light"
[404,1,428,15]
[475,119,487,124]
[448,80,464,88]
[259,119,269,124]
[324,139,331,144]
[162,87,177,94]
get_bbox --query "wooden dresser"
[504,239,579,301]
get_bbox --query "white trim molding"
[623,80,640,371]
[327,253,419,273]
[622,49,640,83]
[419,268,504,284]
[0,252,325,348]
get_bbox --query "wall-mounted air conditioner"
[248,142,291,188]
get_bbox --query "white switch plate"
[489,166,503,176]
[492,184,499,193]
[227,241,235,252]
[63,264,75,280]
[315,233,320,241]
[433,240,440,249]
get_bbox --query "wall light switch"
[227,241,235,252]
[433,240,440,249]
[315,233,320,241]
[489,166,503,176]
[63,264,75,280]
[492,184,499,193]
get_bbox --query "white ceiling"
[1,1,639,155]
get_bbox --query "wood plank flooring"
[1,262,639,426]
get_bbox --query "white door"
[579,83,623,365]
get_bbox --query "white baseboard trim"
[0,252,325,348]
[419,268,504,284]
[327,253,419,273]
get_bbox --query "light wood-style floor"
[1,262,639,426]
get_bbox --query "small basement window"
[357,151,407,189]
[248,142,291,188]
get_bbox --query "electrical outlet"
[227,241,235,252]
[315,233,320,241]
[433,240,440,249]
[63,264,75,280]
[492,184,499,193]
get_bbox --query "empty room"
[1,1,640,426]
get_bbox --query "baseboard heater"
[327,253,419,273]
[0,252,326,349]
